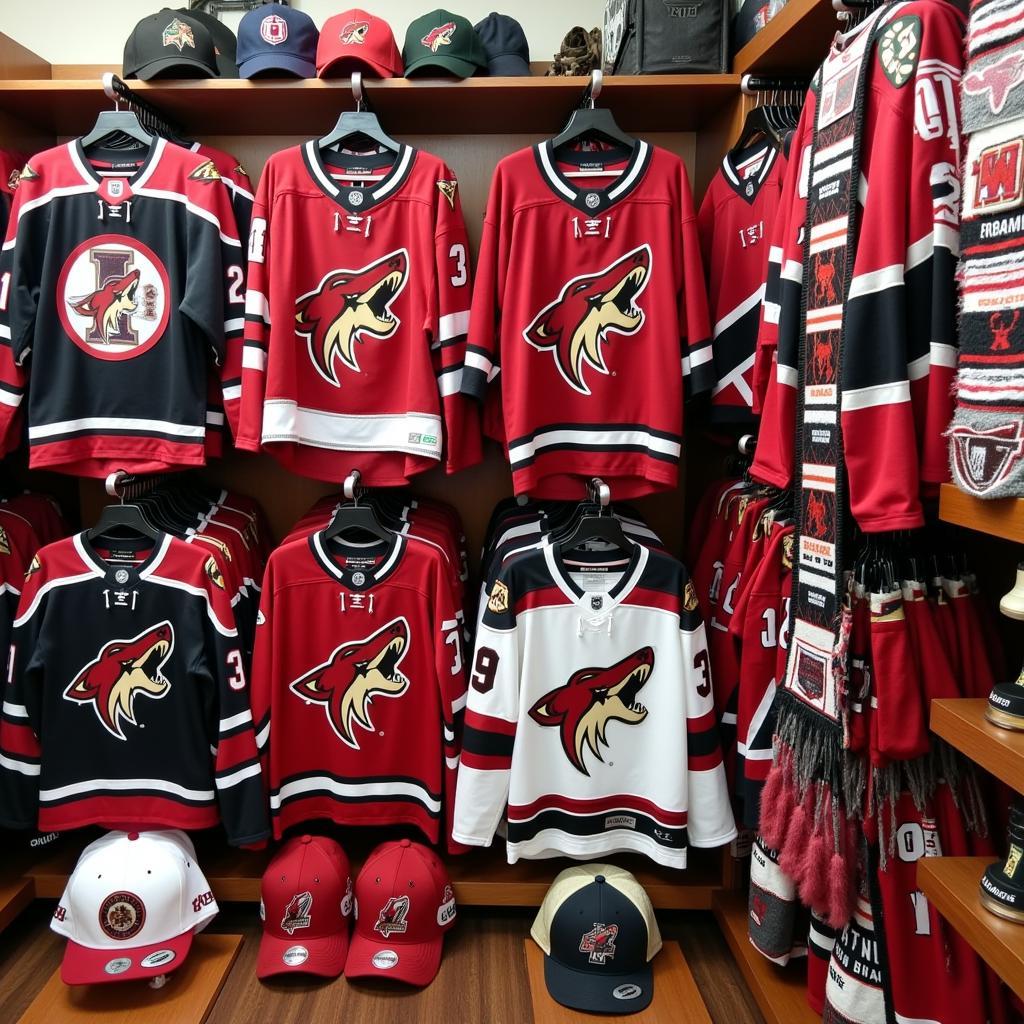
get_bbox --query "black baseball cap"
[170,9,238,78]
[474,13,531,76]
[123,12,218,80]
[402,10,487,78]
[531,864,662,1015]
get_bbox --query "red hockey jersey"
[461,141,712,498]
[697,143,786,425]
[235,142,481,484]
[250,531,467,847]
[0,138,244,476]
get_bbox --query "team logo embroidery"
[437,884,456,925]
[281,891,313,934]
[964,51,1024,117]
[990,311,1020,352]
[7,167,21,191]
[375,895,410,937]
[25,553,41,578]
[487,580,510,614]
[204,555,225,590]
[290,618,410,749]
[162,18,196,52]
[188,160,221,183]
[580,922,618,964]
[973,138,1023,213]
[524,245,651,395]
[422,22,456,52]
[15,163,37,186]
[260,14,288,45]
[99,891,146,940]
[683,580,699,612]
[436,179,458,208]
[877,15,920,88]
[749,895,768,927]
[529,647,654,775]
[295,249,409,387]
[950,420,1024,495]
[782,534,794,570]
[813,253,837,304]
[0,525,8,556]
[340,21,370,44]
[64,622,174,741]
[59,236,169,360]
[805,491,829,538]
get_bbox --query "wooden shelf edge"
[938,483,1024,544]
[0,877,34,934]
[712,891,817,1024]
[734,0,837,75]
[918,857,1024,1002]
[930,698,1024,795]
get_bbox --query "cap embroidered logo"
[261,14,288,45]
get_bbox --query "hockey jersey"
[461,141,713,499]
[0,138,244,476]
[751,0,963,530]
[250,530,467,847]
[0,532,268,844]
[235,142,481,484]
[697,142,786,425]
[453,541,736,867]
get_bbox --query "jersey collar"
[721,143,778,204]
[543,539,648,614]
[310,529,405,591]
[534,139,652,215]
[302,140,415,214]
[70,136,165,191]
[74,530,172,584]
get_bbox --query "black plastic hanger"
[551,70,636,155]
[80,107,153,152]
[323,502,393,544]
[319,73,400,154]
[730,104,785,156]
[558,508,632,555]
[87,501,161,542]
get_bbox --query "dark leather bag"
[603,0,730,74]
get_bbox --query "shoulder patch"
[487,579,510,614]
[189,160,222,183]
[204,555,225,590]
[233,163,248,180]
[682,579,699,612]
[25,553,41,579]
[0,525,9,556]
[14,163,38,188]
[878,15,921,89]
[782,534,794,570]
[436,179,458,209]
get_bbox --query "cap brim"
[344,932,442,986]
[404,55,481,79]
[543,956,653,1015]
[239,53,316,79]
[257,929,349,979]
[129,58,217,81]
[318,54,399,79]
[60,930,193,985]
[486,55,531,76]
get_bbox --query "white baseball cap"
[51,830,218,984]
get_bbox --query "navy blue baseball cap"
[474,13,531,76]
[237,2,319,79]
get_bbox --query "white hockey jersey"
[453,541,736,868]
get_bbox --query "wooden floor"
[0,903,765,1024]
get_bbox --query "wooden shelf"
[918,857,1024,1001]
[0,74,741,137]
[734,0,837,75]
[26,840,724,910]
[938,483,1024,544]
[0,876,33,934]
[712,891,816,1024]
[931,698,1024,794]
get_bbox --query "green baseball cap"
[403,10,487,78]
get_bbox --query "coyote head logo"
[295,250,409,387]
[70,270,140,344]
[528,647,654,775]
[421,22,456,52]
[290,618,410,748]
[340,20,369,44]
[524,245,651,394]
[64,623,173,740]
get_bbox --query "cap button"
[300,834,312,845]
[127,832,139,841]
[399,839,411,848]
[595,874,606,884]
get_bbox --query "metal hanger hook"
[351,71,365,113]
[589,69,602,109]
[343,469,362,502]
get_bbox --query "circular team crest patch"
[372,950,399,970]
[57,234,170,361]
[261,14,288,45]
[282,945,309,966]
[99,891,146,941]
[104,957,133,975]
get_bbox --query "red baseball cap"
[257,835,353,979]
[344,839,456,986]
[317,10,403,79]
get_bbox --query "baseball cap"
[51,830,218,985]
[531,864,662,1015]
[474,13,531,76]
[169,8,238,77]
[402,10,487,79]
[344,839,456,986]
[123,12,218,80]
[257,834,353,979]
[237,3,319,79]
[317,10,403,79]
